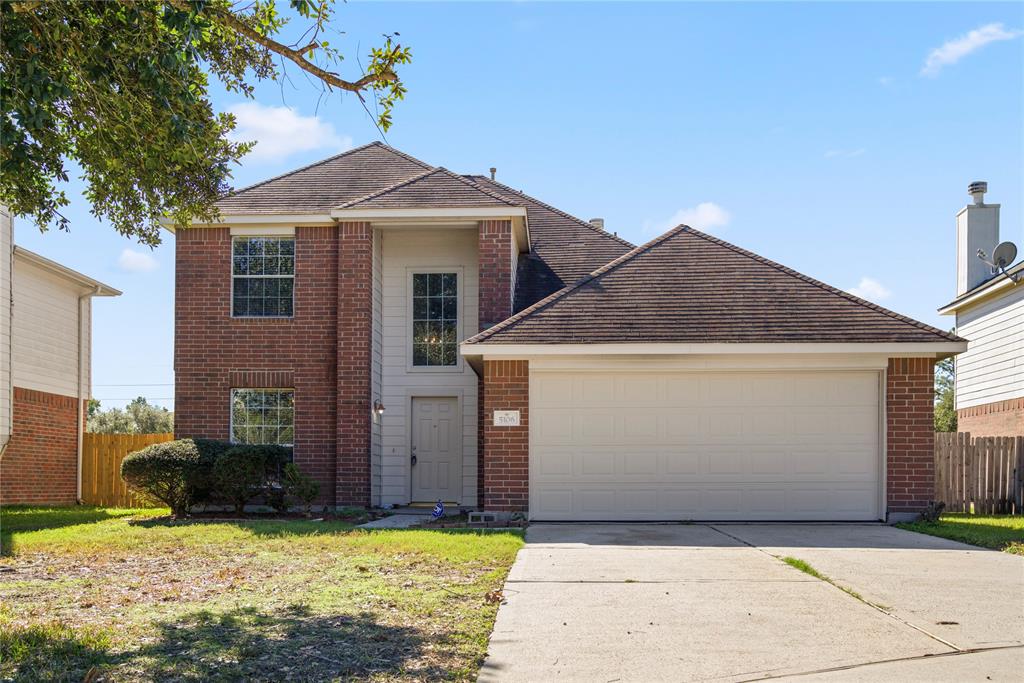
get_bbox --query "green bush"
[120,439,208,517]
[211,444,292,514]
[121,439,293,516]
[282,463,320,517]
[213,448,268,514]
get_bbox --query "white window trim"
[230,235,296,320]
[229,387,295,447]
[406,266,465,373]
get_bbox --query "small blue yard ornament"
[432,500,445,520]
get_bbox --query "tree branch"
[168,0,395,93]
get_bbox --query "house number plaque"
[493,410,521,427]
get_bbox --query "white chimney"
[589,218,605,231]
[956,181,1000,295]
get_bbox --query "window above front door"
[411,272,459,368]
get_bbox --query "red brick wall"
[886,358,935,515]
[481,360,529,511]
[175,226,339,504]
[478,220,513,331]
[0,387,80,505]
[957,398,1024,437]
[336,222,372,506]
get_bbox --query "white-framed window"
[230,389,294,445]
[232,237,294,318]
[411,272,458,367]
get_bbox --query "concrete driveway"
[480,524,1024,682]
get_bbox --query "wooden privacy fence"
[934,433,1024,514]
[81,433,174,507]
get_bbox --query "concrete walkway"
[480,523,1024,682]
[356,511,429,529]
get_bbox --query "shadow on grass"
[898,515,1024,554]
[0,506,143,534]
[128,516,525,542]
[0,617,112,683]
[2,605,447,682]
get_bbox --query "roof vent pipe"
[589,218,605,231]
[968,181,988,205]
[489,167,496,181]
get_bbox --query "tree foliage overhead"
[934,356,957,433]
[0,0,411,245]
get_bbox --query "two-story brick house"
[173,142,965,522]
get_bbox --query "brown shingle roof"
[215,142,431,214]
[465,176,634,311]
[337,168,519,209]
[466,225,963,345]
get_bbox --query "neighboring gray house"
[938,182,1023,436]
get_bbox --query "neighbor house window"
[232,237,294,317]
[230,389,294,445]
[412,273,458,366]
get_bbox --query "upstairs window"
[412,272,458,367]
[230,389,294,445]
[232,237,294,317]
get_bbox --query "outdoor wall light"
[373,400,385,416]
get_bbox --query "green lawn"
[897,513,1024,555]
[0,506,523,682]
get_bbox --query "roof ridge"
[337,166,520,209]
[334,166,438,208]
[221,141,432,202]
[683,228,963,343]
[466,176,635,250]
[465,224,689,344]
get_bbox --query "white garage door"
[530,370,882,521]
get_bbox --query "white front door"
[411,397,462,503]
[530,369,882,521]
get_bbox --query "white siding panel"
[370,229,383,505]
[955,285,1024,409]
[12,257,88,398]
[379,228,479,505]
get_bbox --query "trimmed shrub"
[121,439,207,517]
[211,444,292,514]
[121,439,293,516]
[282,463,320,517]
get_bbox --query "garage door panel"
[530,370,881,521]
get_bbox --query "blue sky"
[14,2,1023,410]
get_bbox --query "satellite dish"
[993,241,1018,269]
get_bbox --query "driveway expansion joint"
[707,524,966,654]
[737,643,1024,681]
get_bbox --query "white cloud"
[824,148,865,159]
[877,76,894,86]
[847,277,891,302]
[647,202,732,234]
[226,102,352,162]
[118,248,158,273]
[921,23,1022,77]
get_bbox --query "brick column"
[478,220,513,331]
[886,357,935,517]
[336,222,373,506]
[482,360,529,512]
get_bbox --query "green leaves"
[0,0,410,245]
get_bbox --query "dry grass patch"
[0,506,523,682]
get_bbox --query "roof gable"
[215,142,432,215]
[337,168,519,210]
[467,225,962,345]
